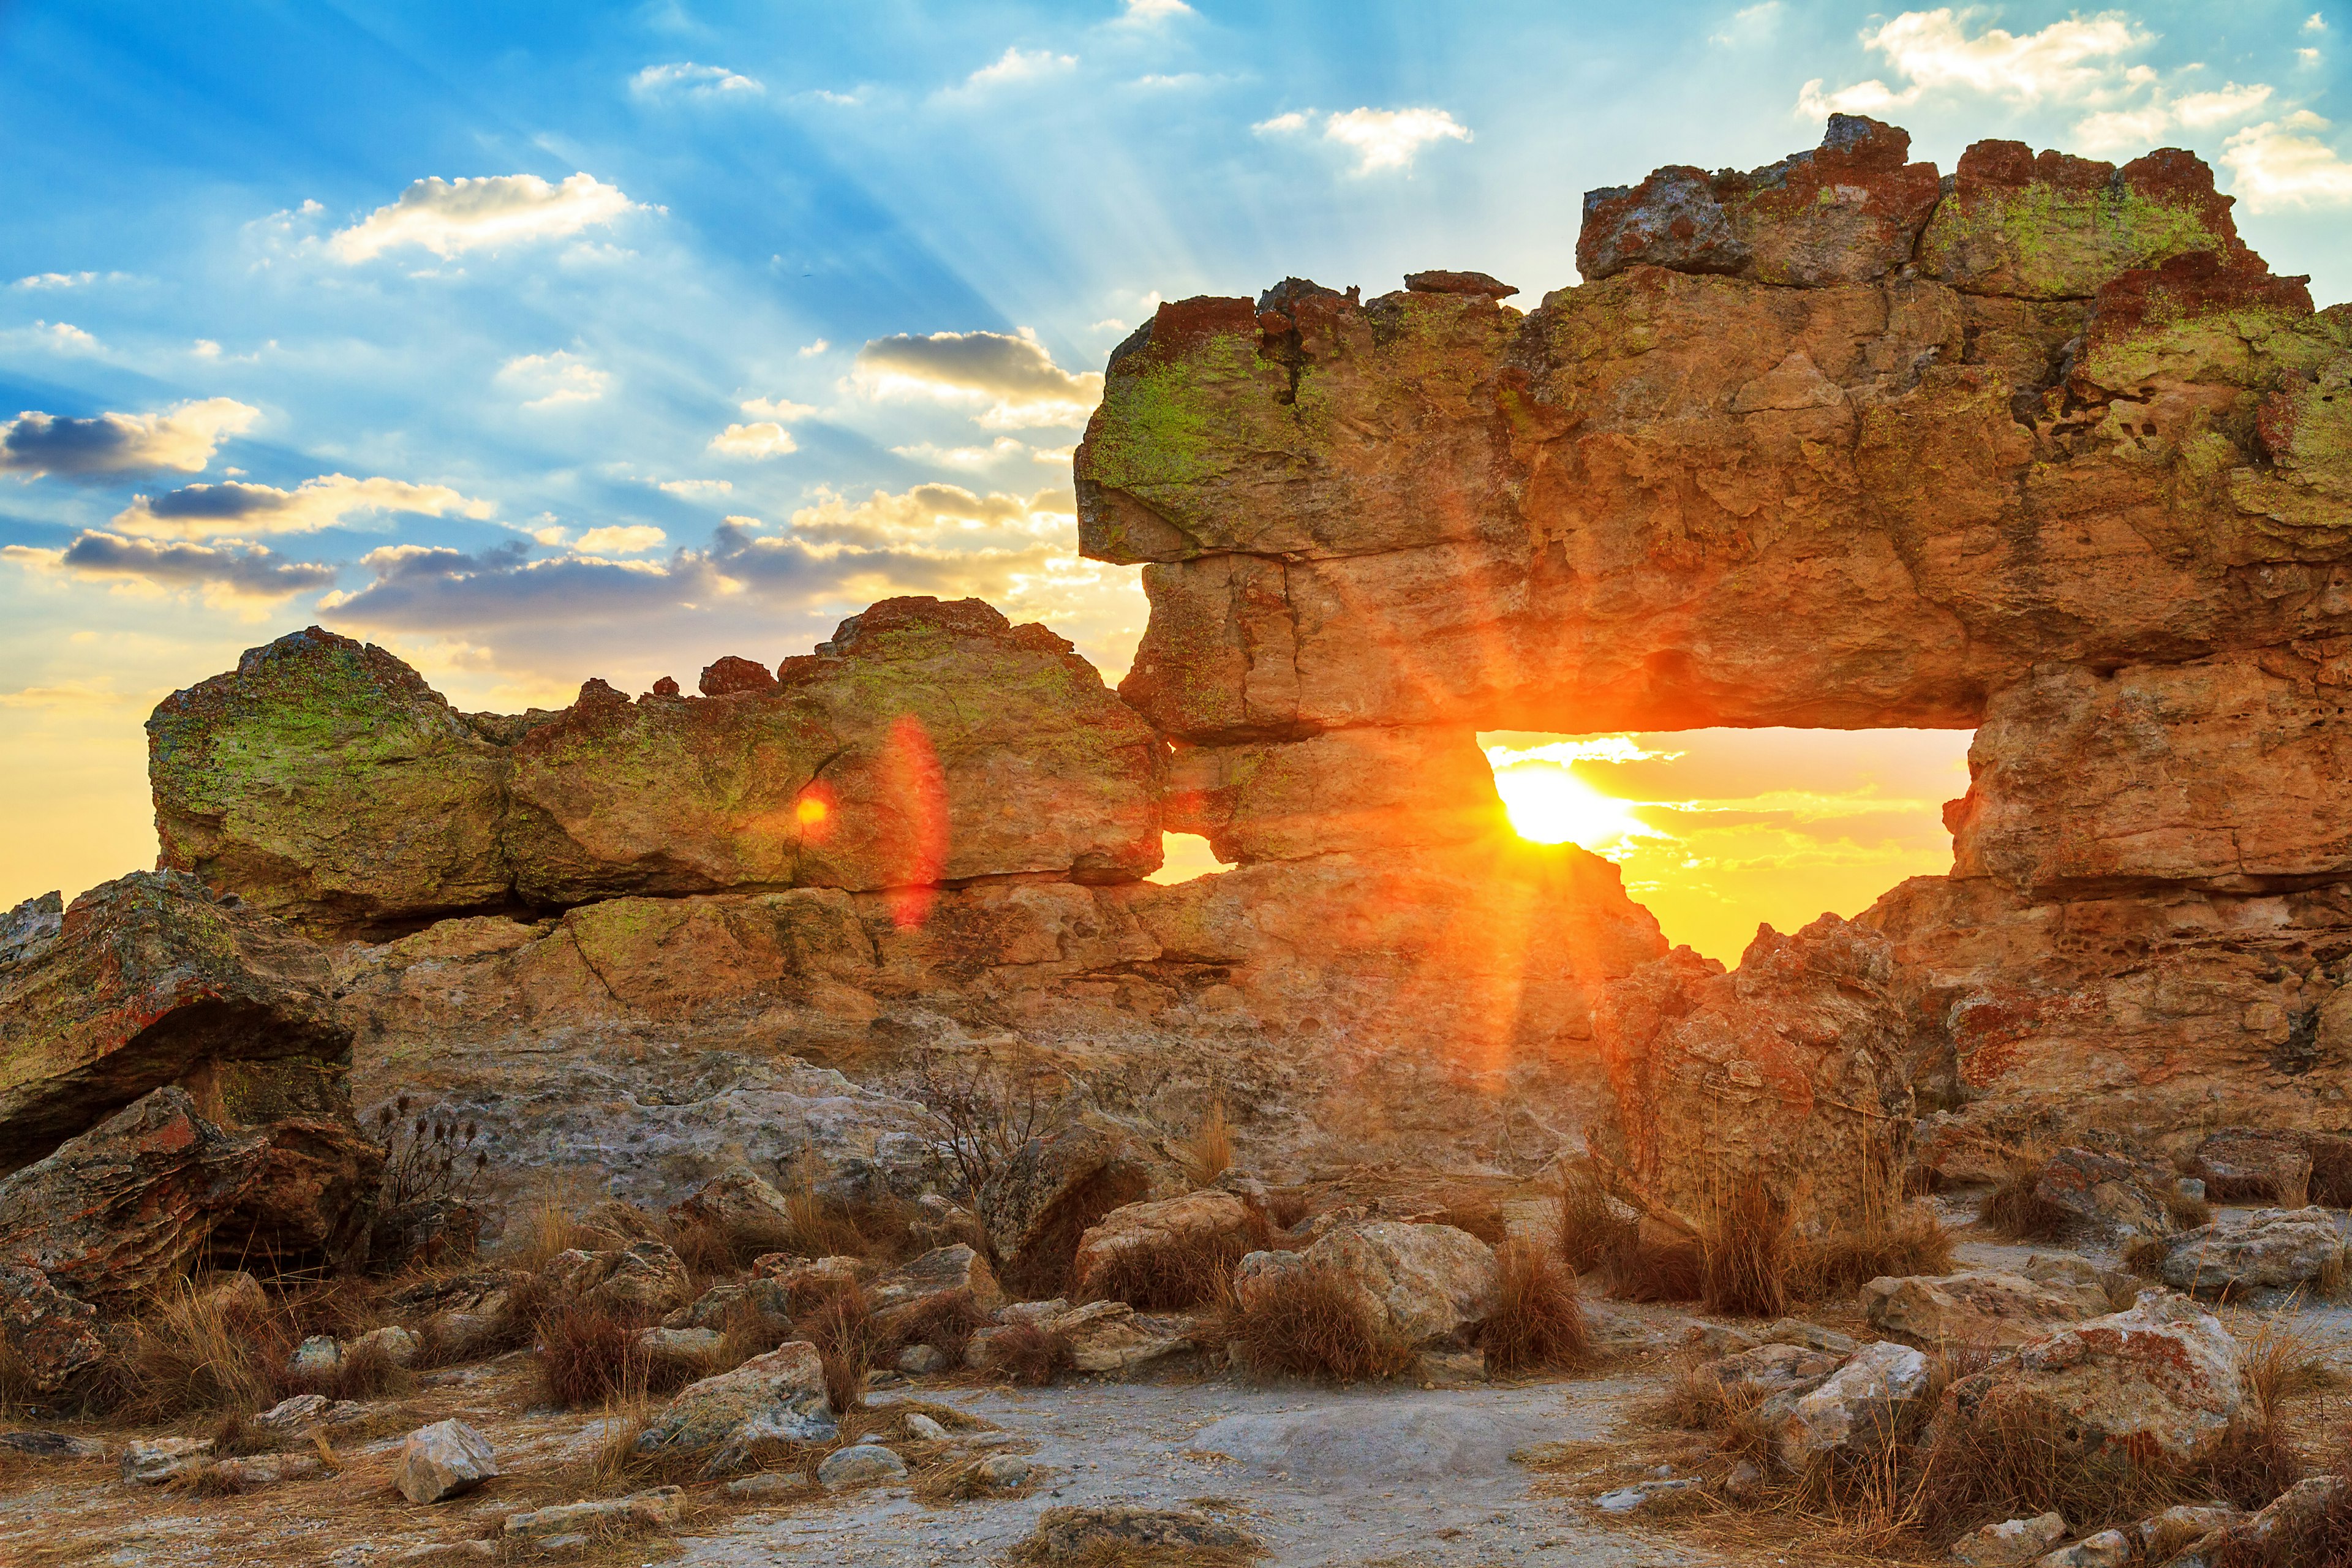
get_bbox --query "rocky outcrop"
[0,1262,107,1393]
[2154,1207,2348,1297]
[1593,914,1912,1227]
[153,600,1166,936]
[1863,1270,2111,1349]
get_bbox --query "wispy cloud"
[111,474,495,540]
[7,531,337,602]
[1118,0,1194,22]
[2223,112,2352,209]
[964,47,1077,89]
[1256,106,1473,173]
[631,61,763,97]
[329,173,639,262]
[853,327,1102,428]
[497,350,611,409]
[575,525,668,553]
[709,421,797,458]
[1,399,258,481]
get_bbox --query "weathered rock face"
[153,598,1166,937]
[1593,914,1912,1227]
[0,870,352,1174]
[2155,1207,2348,1297]
[1298,1221,1499,1346]
[1863,1270,2111,1349]
[0,1262,108,1393]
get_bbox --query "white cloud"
[709,421,798,458]
[2222,112,2352,209]
[1322,107,1472,173]
[15,320,100,354]
[1134,73,1204,88]
[853,326,1103,428]
[2303,47,2323,62]
[889,437,1032,469]
[965,47,1077,88]
[655,478,733,497]
[798,339,830,356]
[575,525,668,553]
[631,61,763,96]
[12,271,119,289]
[2073,107,2177,152]
[329,173,638,262]
[1798,7,2154,118]
[1119,0,1194,21]
[1711,2,1784,45]
[2176,83,2275,127]
[2308,12,2329,32]
[497,350,611,409]
[1,398,258,480]
[110,473,495,540]
[788,483,1074,549]
[1253,110,1311,135]
[739,395,816,420]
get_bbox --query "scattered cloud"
[329,173,638,262]
[110,473,495,540]
[1134,73,1205,88]
[576,525,668,553]
[497,350,611,409]
[13,321,101,354]
[1257,107,1473,173]
[655,478,733,497]
[798,339,830,356]
[1711,2,1784,45]
[12,271,128,290]
[9,530,339,601]
[631,61,763,96]
[853,327,1102,428]
[2222,112,2352,209]
[1,399,258,481]
[889,437,1032,469]
[1118,0,1194,21]
[739,396,816,420]
[964,47,1077,89]
[709,421,797,458]
[2309,12,2329,32]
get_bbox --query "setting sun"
[1487,752,1656,851]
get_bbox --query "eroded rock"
[2155,1207,2348,1297]
[394,1420,498,1504]
[1864,1271,2111,1349]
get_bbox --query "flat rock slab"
[1190,1397,1558,1485]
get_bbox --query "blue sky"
[3,0,2348,918]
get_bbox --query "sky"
[2,1,2346,959]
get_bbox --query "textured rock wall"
[1077,114,2352,1145]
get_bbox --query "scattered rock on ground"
[542,1238,693,1316]
[0,1430,106,1460]
[1951,1512,2067,1566]
[1773,1340,1930,1469]
[668,1164,796,1237]
[1050,1299,1196,1373]
[633,1341,834,1457]
[2192,1129,2313,1202]
[394,1419,499,1504]
[2033,1530,2129,1568]
[2033,1147,2174,1243]
[1707,1341,1843,1398]
[1071,1189,1262,1298]
[2155,1207,2348,1297]
[816,1444,907,1490]
[1865,1270,2110,1349]
[1023,1505,1259,1561]
[1297,1220,1499,1345]
[288,1335,342,1376]
[865,1244,1003,1333]
[504,1486,684,1539]
[121,1437,211,1486]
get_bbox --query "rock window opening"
[1147,832,1234,886]
[1480,728,1975,964]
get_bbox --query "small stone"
[817,1443,908,1490]
[896,1343,946,1374]
[725,1471,797,1499]
[121,1436,211,1485]
[1758,1319,1857,1355]
[1681,1319,1760,1355]
[349,1325,421,1367]
[636,1326,725,1362]
[971,1453,1035,1489]
[255,1393,331,1431]
[288,1335,343,1377]
[965,1430,1019,1449]
[395,1419,499,1504]
[1951,1512,2067,1567]
[902,1412,951,1442]
[1596,1479,1695,1512]
[2033,1530,2129,1568]
[0,1430,106,1459]
[503,1486,684,1539]
[995,1298,1069,1327]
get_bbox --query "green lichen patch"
[1919,181,2229,301]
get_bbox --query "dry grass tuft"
[1981,1146,2072,1243]
[506,1188,606,1275]
[2244,1308,2343,1417]
[1433,1195,1510,1246]
[109,1279,283,1422]
[880,1292,995,1366]
[533,1297,661,1409]
[1229,1262,1414,1384]
[793,1284,878,1412]
[1183,1101,1235,1188]
[1699,1180,1795,1319]
[981,1321,1074,1387]
[1082,1215,1272,1312]
[1474,1242,1593,1374]
[1793,1210,1956,1301]
[2307,1136,2352,1208]
[1557,1167,1638,1275]
[1000,1163,1154,1302]
[2167,1188,2216,1230]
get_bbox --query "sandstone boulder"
[1047,1300,1194,1374]
[0,1087,270,1310]
[867,1244,1003,1333]
[121,1436,211,1485]
[1707,1341,1842,1400]
[633,1341,834,1456]
[668,1164,796,1239]
[1938,1295,2244,1468]
[2155,1207,2348,1297]
[1071,1189,1263,1302]
[1864,1271,2111,1350]
[506,1487,684,1539]
[1773,1340,1931,1469]
[0,1262,107,1393]
[1595,914,1912,1227]
[2033,1147,2174,1243]
[2190,1129,2314,1204]
[541,1239,692,1317]
[1951,1513,2068,1568]
[978,1114,1159,1297]
[395,1419,498,1504]
[1298,1221,1498,1346]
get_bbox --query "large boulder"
[0,870,353,1173]
[0,1087,271,1310]
[2190,1129,2314,1204]
[1863,1270,2111,1350]
[866,1244,1003,1334]
[1594,914,1912,1227]
[2032,1147,2175,1244]
[1772,1340,1931,1469]
[1072,1189,1262,1302]
[156,602,1165,935]
[979,1113,1162,1297]
[1296,1221,1499,1346]
[541,1240,693,1317]
[2155,1207,2348,1297]
[668,1164,796,1238]
[1937,1294,2244,1468]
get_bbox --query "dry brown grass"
[1229,1262,1414,1384]
[107,1279,283,1422]
[792,1283,878,1412]
[1699,1180,1795,1319]
[1005,1542,1263,1568]
[1557,1167,1639,1275]
[2168,1188,2217,1229]
[2308,1136,2352,1208]
[1433,1195,1510,1246]
[1000,1164,1154,1302]
[1081,1212,1273,1312]
[505,1186,607,1275]
[1182,1101,1235,1188]
[1792,1211,1956,1301]
[981,1321,1075,1386]
[878,1292,995,1366]
[1981,1146,2071,1243]
[1475,1242,1593,1374]
[532,1297,699,1409]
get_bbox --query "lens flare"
[1489,760,1654,853]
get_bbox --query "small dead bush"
[1474,1242,1591,1374]
[505,1188,605,1275]
[1229,1264,1414,1384]
[1000,1163,1154,1302]
[881,1293,995,1366]
[982,1321,1074,1387]
[1263,1189,1311,1233]
[1699,1180,1795,1319]
[111,1280,284,1422]
[1792,1210,1956,1300]
[794,1284,879,1412]
[1183,1101,1234,1188]
[533,1297,657,1409]
[1981,1146,2072,1243]
[2245,1310,2343,1417]
[2167,1188,2216,1229]
[1556,1167,1638,1275]
[284,1335,413,1404]
[2307,1136,2352,1208]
